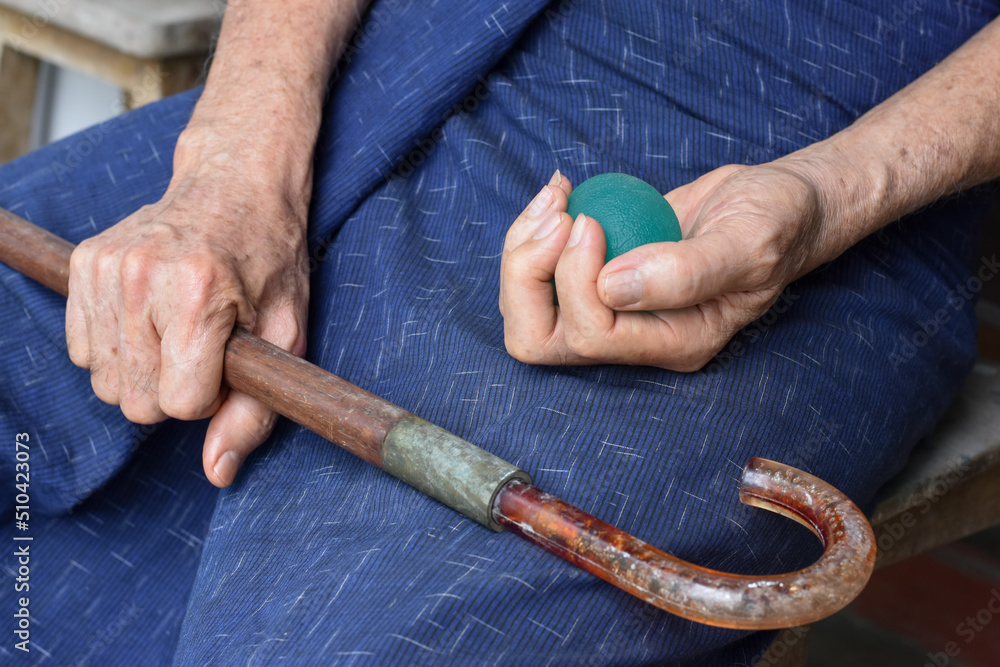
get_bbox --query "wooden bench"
[0,0,221,162]
[757,357,1000,666]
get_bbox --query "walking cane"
[0,207,875,630]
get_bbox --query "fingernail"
[604,269,643,307]
[527,185,555,217]
[549,169,562,187]
[213,450,243,486]
[532,210,562,239]
[567,213,588,247]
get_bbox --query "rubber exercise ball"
[566,173,681,261]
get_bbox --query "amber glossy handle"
[494,459,876,629]
[0,208,876,629]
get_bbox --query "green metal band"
[381,416,532,531]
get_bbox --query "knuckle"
[268,310,304,352]
[504,335,541,364]
[119,252,154,308]
[749,245,782,285]
[66,340,89,368]
[159,388,213,421]
[90,370,119,405]
[119,397,162,425]
[503,225,518,250]
[119,247,152,292]
[177,255,219,292]
[176,255,224,304]
[69,241,94,275]
[503,244,529,274]
[93,244,120,281]
[563,328,598,359]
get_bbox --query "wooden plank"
[0,5,206,114]
[0,0,221,59]
[0,4,149,91]
[872,463,1000,569]
[0,43,39,163]
[124,55,205,109]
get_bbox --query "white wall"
[32,62,122,150]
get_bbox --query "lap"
[1,0,994,665]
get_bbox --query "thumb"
[203,391,278,487]
[597,231,754,310]
[202,303,307,488]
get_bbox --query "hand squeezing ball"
[566,173,682,261]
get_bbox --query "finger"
[552,214,617,361]
[500,207,575,363]
[65,251,91,369]
[502,171,571,256]
[114,248,167,423]
[157,262,241,420]
[85,251,123,404]
[598,230,756,311]
[117,320,168,424]
[202,390,278,488]
[202,304,305,488]
[500,171,571,317]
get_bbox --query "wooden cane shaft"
[0,206,73,295]
[224,329,407,467]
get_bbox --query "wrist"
[771,134,894,261]
[172,110,316,215]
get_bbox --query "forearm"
[174,0,372,205]
[780,17,1000,260]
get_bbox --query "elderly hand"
[500,160,851,371]
[66,127,310,487]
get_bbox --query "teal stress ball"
[566,173,681,261]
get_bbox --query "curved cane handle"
[493,458,876,630]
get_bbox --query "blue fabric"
[2,0,997,664]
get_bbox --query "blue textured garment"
[2,1,998,664]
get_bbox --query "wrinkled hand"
[66,144,309,487]
[500,162,839,371]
